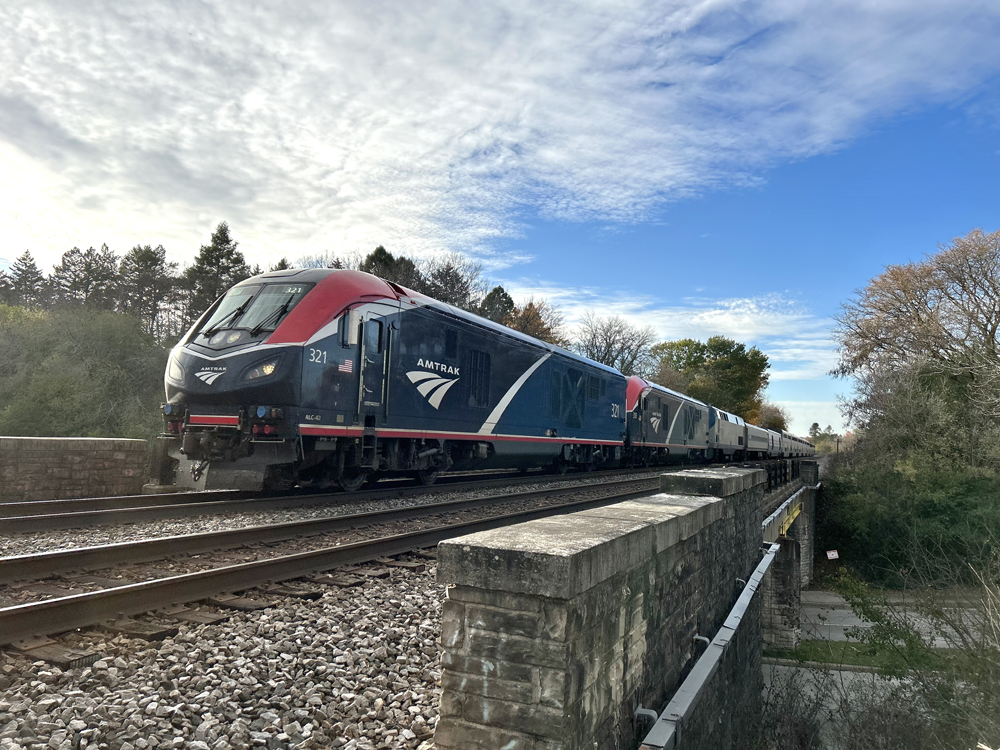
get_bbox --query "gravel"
[0,558,444,750]
[0,470,664,559]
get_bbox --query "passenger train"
[161,268,814,490]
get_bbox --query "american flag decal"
[339,359,354,373]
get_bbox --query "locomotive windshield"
[197,283,313,343]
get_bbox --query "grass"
[765,639,959,672]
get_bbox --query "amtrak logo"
[650,415,661,433]
[407,370,459,410]
[195,368,226,385]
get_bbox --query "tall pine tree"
[51,244,119,309]
[183,222,251,322]
[119,244,178,338]
[9,251,46,307]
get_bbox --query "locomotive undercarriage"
[165,426,633,492]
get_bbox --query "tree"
[809,422,821,438]
[118,245,178,339]
[650,336,770,416]
[0,304,167,439]
[51,244,119,309]
[0,270,12,305]
[756,402,789,431]
[507,298,568,346]
[421,254,488,312]
[358,246,422,289]
[479,285,515,324]
[575,312,656,375]
[182,222,251,322]
[8,251,46,307]
[269,258,292,271]
[837,227,1000,418]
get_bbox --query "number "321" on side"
[308,349,327,364]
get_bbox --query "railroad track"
[0,475,662,646]
[0,466,664,533]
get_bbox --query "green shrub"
[0,304,168,441]
[819,460,1000,587]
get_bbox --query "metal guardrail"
[637,541,782,749]
[636,480,822,748]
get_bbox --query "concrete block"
[461,694,564,737]
[435,718,534,750]
[441,600,466,649]
[466,604,541,638]
[441,670,535,704]
[439,514,656,599]
[442,653,535,684]
[659,468,766,497]
[466,630,568,669]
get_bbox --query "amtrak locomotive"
[161,268,813,490]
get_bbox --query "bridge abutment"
[435,467,768,750]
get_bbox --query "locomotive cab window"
[237,283,313,335]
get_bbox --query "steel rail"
[0,458,778,525]
[0,477,660,582]
[0,483,660,645]
[0,467,589,519]
[0,467,666,533]
[0,489,247,519]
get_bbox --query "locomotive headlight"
[167,352,185,383]
[245,359,279,381]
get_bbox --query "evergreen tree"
[182,222,251,322]
[359,246,422,289]
[478,285,515,324]
[421,254,487,312]
[269,258,292,271]
[9,251,46,307]
[118,244,178,339]
[0,269,12,305]
[51,244,119,309]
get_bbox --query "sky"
[2,0,1000,435]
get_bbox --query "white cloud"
[498,274,836,383]
[1,1,999,269]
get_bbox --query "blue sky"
[2,0,1000,435]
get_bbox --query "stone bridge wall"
[0,437,147,502]
[434,467,768,750]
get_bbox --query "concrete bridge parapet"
[434,467,768,750]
